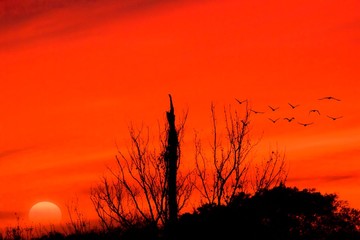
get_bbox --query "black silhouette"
[27,185,360,240]
[309,109,320,115]
[327,115,343,120]
[241,120,249,126]
[176,185,360,240]
[288,102,300,109]
[268,118,280,123]
[283,117,295,122]
[268,105,279,111]
[251,109,265,114]
[318,96,341,101]
[165,94,179,234]
[90,94,185,239]
[235,98,248,104]
[298,122,314,127]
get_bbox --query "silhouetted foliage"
[64,198,91,235]
[32,232,64,240]
[176,185,360,240]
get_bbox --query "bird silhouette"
[298,122,314,127]
[309,109,321,115]
[251,109,265,114]
[318,96,341,101]
[268,105,279,111]
[235,98,248,104]
[288,103,300,109]
[327,115,343,120]
[268,118,280,123]
[283,117,295,122]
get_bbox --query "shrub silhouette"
[176,185,360,240]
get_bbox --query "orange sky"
[0,0,359,230]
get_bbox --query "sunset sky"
[0,0,359,230]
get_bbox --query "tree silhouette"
[176,185,360,240]
[164,94,179,226]
[193,103,253,206]
[194,102,287,206]
[90,94,192,234]
[251,148,287,192]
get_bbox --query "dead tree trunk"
[164,94,179,236]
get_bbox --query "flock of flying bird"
[235,96,343,127]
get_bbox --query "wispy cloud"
[0,0,190,50]
[0,0,113,27]
[288,173,357,183]
[0,148,31,160]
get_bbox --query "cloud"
[0,0,111,27]
[0,0,190,34]
[0,148,31,159]
[0,0,191,50]
[322,175,357,182]
[288,173,357,183]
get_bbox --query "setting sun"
[28,201,62,225]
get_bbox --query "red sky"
[0,0,359,229]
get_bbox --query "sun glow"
[28,201,62,225]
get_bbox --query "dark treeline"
[9,185,360,240]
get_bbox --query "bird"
[318,96,341,101]
[268,105,279,111]
[327,115,343,120]
[251,109,265,114]
[309,109,321,115]
[235,98,248,104]
[283,117,295,122]
[298,122,314,127]
[288,103,300,109]
[268,118,280,123]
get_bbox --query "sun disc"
[29,201,62,225]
